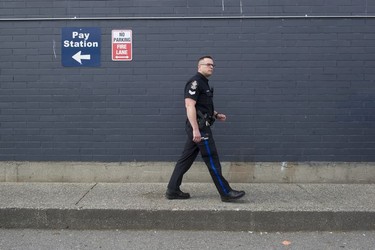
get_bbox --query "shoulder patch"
[190,81,198,90]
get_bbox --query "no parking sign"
[112,30,132,61]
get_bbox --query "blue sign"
[61,27,101,67]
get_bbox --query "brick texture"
[0,1,375,161]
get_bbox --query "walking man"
[166,56,245,202]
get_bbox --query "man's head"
[198,56,215,78]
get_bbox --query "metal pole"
[1,15,375,22]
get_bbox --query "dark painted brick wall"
[1,0,375,161]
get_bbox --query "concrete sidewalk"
[1,182,375,231]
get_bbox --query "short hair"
[198,55,213,64]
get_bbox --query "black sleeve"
[184,80,199,101]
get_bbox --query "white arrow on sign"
[115,56,129,59]
[72,51,91,64]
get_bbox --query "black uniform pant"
[167,122,231,196]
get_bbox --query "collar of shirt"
[197,72,209,83]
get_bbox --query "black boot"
[165,189,191,200]
[221,190,245,202]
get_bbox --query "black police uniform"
[167,72,232,197]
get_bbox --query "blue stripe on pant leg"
[203,140,228,195]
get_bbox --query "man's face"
[198,58,215,78]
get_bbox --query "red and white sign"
[112,30,132,61]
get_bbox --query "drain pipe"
[1,15,375,22]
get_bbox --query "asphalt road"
[0,229,374,250]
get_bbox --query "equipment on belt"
[197,110,215,129]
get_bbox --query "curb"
[1,208,374,231]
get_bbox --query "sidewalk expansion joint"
[75,183,98,206]
[296,184,324,204]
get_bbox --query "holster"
[197,110,215,129]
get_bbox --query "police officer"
[166,56,245,202]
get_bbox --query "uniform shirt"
[184,72,214,117]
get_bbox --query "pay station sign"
[112,30,132,61]
[62,27,101,67]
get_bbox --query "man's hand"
[192,128,201,143]
[216,113,226,121]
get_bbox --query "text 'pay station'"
[62,27,101,67]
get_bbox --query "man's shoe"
[221,190,245,202]
[165,190,191,200]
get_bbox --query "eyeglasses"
[200,63,215,68]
